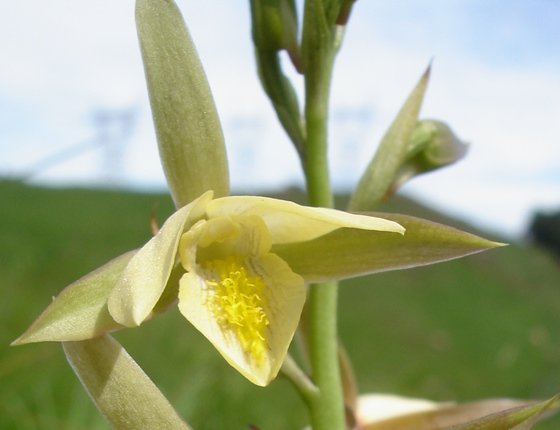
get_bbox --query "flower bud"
[250,0,299,66]
[389,120,468,192]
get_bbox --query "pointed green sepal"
[349,66,431,211]
[12,252,133,345]
[136,0,229,208]
[274,213,505,283]
[63,334,191,430]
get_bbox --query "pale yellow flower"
[106,191,403,385]
[15,188,501,386]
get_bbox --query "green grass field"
[2,179,559,429]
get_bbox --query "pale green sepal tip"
[136,0,229,208]
[63,335,191,430]
[349,65,431,211]
[11,251,133,345]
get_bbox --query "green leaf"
[12,252,133,345]
[274,213,504,283]
[359,396,558,430]
[136,0,229,208]
[349,67,431,211]
[63,334,191,430]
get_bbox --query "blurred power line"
[22,107,137,183]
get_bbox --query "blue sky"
[1,1,559,238]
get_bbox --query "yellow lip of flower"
[178,215,305,386]
[202,255,270,366]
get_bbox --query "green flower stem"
[302,44,345,430]
[307,280,344,429]
[303,77,334,209]
[302,33,335,208]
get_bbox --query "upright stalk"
[302,33,345,430]
[303,70,334,209]
[306,280,344,429]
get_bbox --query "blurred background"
[1,0,559,237]
[1,0,560,429]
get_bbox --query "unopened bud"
[390,120,468,192]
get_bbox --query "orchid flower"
[14,189,499,387]
[107,191,404,386]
